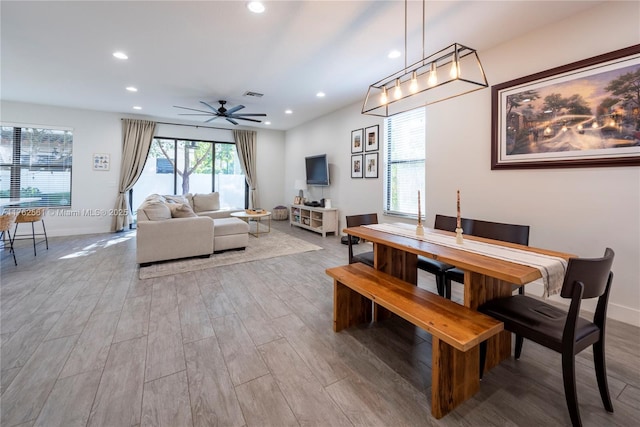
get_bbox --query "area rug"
[138,228,322,279]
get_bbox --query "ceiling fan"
[173,100,266,125]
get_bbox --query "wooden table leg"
[373,243,418,321]
[374,244,418,284]
[431,337,480,418]
[464,271,513,371]
[333,280,371,332]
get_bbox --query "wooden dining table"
[344,224,575,371]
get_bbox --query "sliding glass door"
[132,138,246,214]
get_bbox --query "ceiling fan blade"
[174,105,216,114]
[225,105,245,115]
[199,101,219,112]
[228,113,267,117]
[205,116,221,123]
[178,113,218,116]
[226,118,239,125]
[234,117,262,123]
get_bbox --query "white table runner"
[364,223,568,297]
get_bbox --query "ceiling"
[1,0,607,131]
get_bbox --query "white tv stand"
[289,204,338,237]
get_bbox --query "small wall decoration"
[492,44,640,169]
[365,125,379,152]
[364,152,378,178]
[93,153,110,171]
[351,154,363,178]
[351,129,364,153]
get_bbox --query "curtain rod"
[121,118,232,131]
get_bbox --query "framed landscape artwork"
[365,125,379,152]
[351,154,363,178]
[364,152,378,178]
[492,44,640,169]
[351,129,363,153]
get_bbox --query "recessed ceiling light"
[388,50,401,59]
[113,51,128,60]
[126,86,138,92]
[264,121,271,125]
[247,2,265,13]
[133,106,142,110]
[285,109,292,114]
[316,92,326,98]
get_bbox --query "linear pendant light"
[362,0,488,117]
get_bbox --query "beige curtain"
[113,119,156,231]
[233,130,258,209]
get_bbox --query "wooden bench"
[325,262,504,419]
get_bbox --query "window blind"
[384,108,426,217]
[0,125,73,208]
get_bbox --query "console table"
[289,204,338,237]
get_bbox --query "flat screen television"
[305,154,330,186]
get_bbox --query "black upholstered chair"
[479,248,615,427]
[345,213,378,267]
[443,219,530,299]
[417,214,473,296]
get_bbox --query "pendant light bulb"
[409,71,418,93]
[380,86,388,105]
[449,60,459,79]
[428,63,438,87]
[393,79,402,100]
[450,48,460,79]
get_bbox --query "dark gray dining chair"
[416,214,473,296]
[443,218,530,299]
[345,213,378,267]
[479,248,615,427]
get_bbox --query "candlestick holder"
[416,218,424,236]
[455,227,464,244]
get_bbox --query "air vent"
[243,91,264,98]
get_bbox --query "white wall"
[284,1,640,326]
[1,101,286,235]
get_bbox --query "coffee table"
[230,210,271,237]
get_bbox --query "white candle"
[418,190,421,221]
[456,190,461,228]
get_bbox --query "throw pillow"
[146,194,166,203]
[164,194,189,205]
[193,192,220,213]
[143,201,171,221]
[168,203,197,218]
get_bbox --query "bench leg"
[333,280,371,332]
[431,337,480,419]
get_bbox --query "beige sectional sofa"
[136,193,249,265]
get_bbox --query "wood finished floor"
[1,220,639,426]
